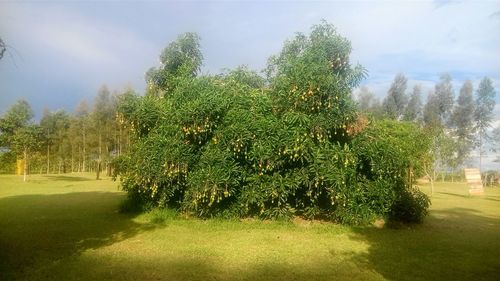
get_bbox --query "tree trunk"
[431,170,436,196]
[119,126,122,156]
[479,134,483,172]
[424,163,434,197]
[82,127,86,172]
[96,131,102,180]
[430,178,434,195]
[46,144,50,174]
[96,161,101,180]
[479,134,484,186]
[23,148,28,182]
[71,151,74,173]
[115,128,118,157]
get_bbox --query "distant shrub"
[389,187,431,224]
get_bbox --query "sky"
[1,0,500,166]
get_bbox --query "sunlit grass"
[1,174,499,280]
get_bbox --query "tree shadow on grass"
[44,175,93,182]
[24,247,383,281]
[483,195,500,202]
[2,193,499,280]
[349,208,500,281]
[0,192,163,280]
[437,191,470,198]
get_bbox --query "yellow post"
[16,159,24,175]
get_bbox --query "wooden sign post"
[464,168,484,195]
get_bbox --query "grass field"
[0,173,499,280]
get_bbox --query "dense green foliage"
[0,100,41,179]
[0,100,34,149]
[116,23,430,224]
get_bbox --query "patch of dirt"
[372,218,386,229]
[292,216,334,227]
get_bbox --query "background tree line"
[0,86,133,180]
[355,73,496,185]
[1,73,496,186]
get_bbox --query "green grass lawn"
[1,174,499,280]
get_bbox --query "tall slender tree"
[474,77,496,171]
[403,84,423,122]
[434,73,455,126]
[92,85,115,179]
[356,86,382,116]
[40,109,53,173]
[491,125,500,162]
[40,109,70,173]
[450,80,475,167]
[422,75,457,180]
[383,73,408,120]
[423,74,455,128]
[423,90,441,127]
[74,100,90,172]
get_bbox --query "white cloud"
[0,3,159,89]
[2,4,111,63]
[37,22,115,64]
[337,1,500,79]
[1,1,498,118]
